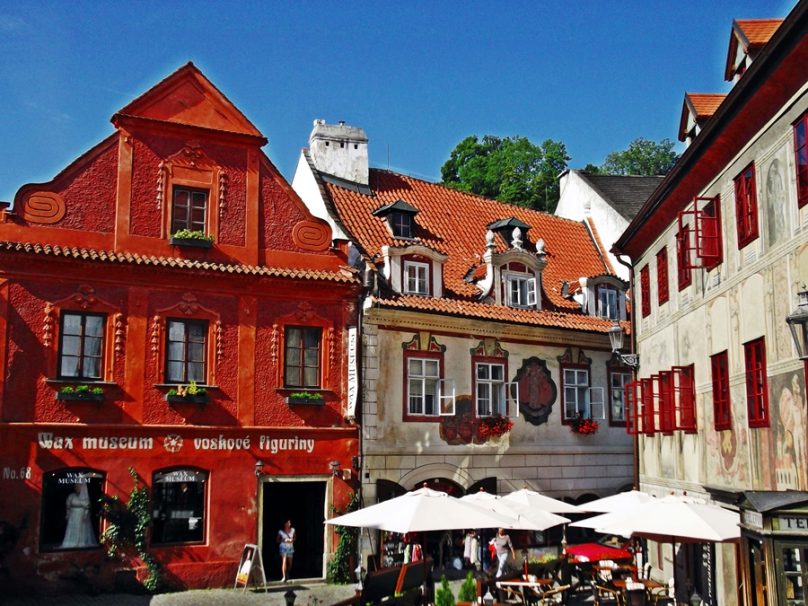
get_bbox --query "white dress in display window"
[60,483,97,548]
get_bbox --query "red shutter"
[676,225,692,289]
[735,164,759,248]
[640,266,651,318]
[795,113,808,208]
[711,352,730,431]
[655,372,675,434]
[673,365,696,432]
[656,248,669,305]
[744,338,769,427]
[641,377,655,434]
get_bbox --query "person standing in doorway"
[490,528,514,578]
[277,519,296,582]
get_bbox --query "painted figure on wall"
[766,158,787,247]
[772,370,807,489]
[513,357,557,426]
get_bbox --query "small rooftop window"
[373,199,420,239]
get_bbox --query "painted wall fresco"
[770,368,808,490]
[513,356,557,426]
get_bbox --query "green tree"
[441,135,570,212]
[600,137,679,176]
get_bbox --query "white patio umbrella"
[593,495,740,543]
[578,490,655,513]
[460,491,570,531]
[502,488,583,514]
[325,486,517,533]
[569,510,634,536]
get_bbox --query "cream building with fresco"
[294,120,634,565]
[614,6,808,605]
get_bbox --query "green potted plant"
[56,384,105,402]
[169,229,214,249]
[165,380,208,404]
[286,391,325,405]
[457,571,478,603]
[435,575,455,606]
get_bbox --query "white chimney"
[308,119,369,185]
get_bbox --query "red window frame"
[676,224,692,290]
[656,371,675,434]
[744,337,769,428]
[656,248,669,305]
[794,111,808,209]
[674,364,696,433]
[640,265,651,318]
[734,163,759,248]
[711,351,731,431]
[640,377,655,434]
[701,196,723,270]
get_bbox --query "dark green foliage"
[458,571,478,602]
[600,138,679,176]
[327,491,360,583]
[441,135,570,212]
[98,468,162,592]
[435,575,456,606]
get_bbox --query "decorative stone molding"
[43,303,55,347]
[218,169,227,219]
[19,191,66,224]
[402,332,446,352]
[469,338,508,358]
[114,313,125,354]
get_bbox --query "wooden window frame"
[701,196,723,270]
[503,271,537,309]
[170,186,209,234]
[674,364,697,433]
[655,371,675,434]
[403,350,443,421]
[744,337,769,428]
[640,265,651,318]
[597,284,620,320]
[641,377,655,434]
[711,351,731,431]
[656,248,669,305]
[283,326,323,389]
[793,111,808,209]
[561,363,591,423]
[676,224,693,290]
[164,318,208,385]
[402,260,430,296]
[734,163,759,249]
[473,358,507,418]
[607,364,632,427]
[57,311,107,381]
[390,213,413,238]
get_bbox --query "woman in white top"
[277,519,296,582]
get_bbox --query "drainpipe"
[615,254,639,491]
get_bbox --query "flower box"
[56,391,104,403]
[169,236,212,249]
[286,394,325,405]
[166,393,209,405]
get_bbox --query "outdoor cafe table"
[613,578,665,600]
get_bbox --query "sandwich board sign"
[234,543,267,591]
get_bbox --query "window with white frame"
[609,370,632,424]
[476,362,505,417]
[562,367,604,421]
[504,272,537,308]
[597,285,619,320]
[408,357,439,415]
[403,261,430,295]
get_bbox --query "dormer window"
[372,199,419,240]
[391,213,413,238]
[597,285,619,320]
[503,263,537,308]
[403,260,429,295]
[488,217,531,249]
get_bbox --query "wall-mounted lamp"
[608,322,639,369]
[255,460,265,477]
[329,460,341,477]
[786,287,808,359]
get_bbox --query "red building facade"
[0,64,360,594]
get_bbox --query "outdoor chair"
[593,584,623,606]
[537,583,570,605]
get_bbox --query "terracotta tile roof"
[373,295,626,334]
[687,93,727,118]
[322,169,613,314]
[0,241,358,283]
[736,19,783,48]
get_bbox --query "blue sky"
[0,0,794,202]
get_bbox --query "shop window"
[405,353,454,418]
[504,271,537,308]
[780,544,808,604]
[656,248,669,305]
[165,318,207,384]
[744,337,769,428]
[40,469,104,551]
[597,284,619,320]
[561,366,604,422]
[171,187,208,234]
[676,224,693,289]
[711,351,731,431]
[284,326,322,388]
[152,468,207,545]
[403,260,430,295]
[795,111,808,208]
[734,163,759,248]
[608,368,632,425]
[58,311,105,380]
[640,265,651,317]
[674,364,697,432]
